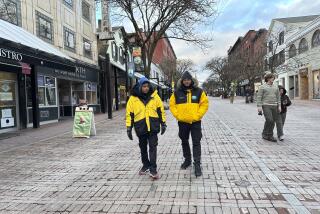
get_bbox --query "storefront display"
[0,71,17,131]
[0,30,100,133]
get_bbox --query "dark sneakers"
[149,171,160,180]
[262,136,277,142]
[194,163,202,177]
[139,166,150,175]
[180,159,191,169]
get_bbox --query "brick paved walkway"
[0,98,319,214]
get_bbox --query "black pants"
[178,121,202,164]
[138,133,158,173]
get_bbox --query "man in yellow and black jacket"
[126,77,166,179]
[170,71,209,177]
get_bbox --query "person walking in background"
[257,73,282,142]
[170,71,209,177]
[276,86,292,140]
[126,77,166,180]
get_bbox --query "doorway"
[299,71,309,100]
[58,79,72,118]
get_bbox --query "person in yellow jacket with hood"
[126,77,166,179]
[170,71,209,177]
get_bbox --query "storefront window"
[0,71,16,129]
[37,75,57,106]
[85,82,97,104]
[72,82,84,106]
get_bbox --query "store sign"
[54,66,87,80]
[0,48,23,61]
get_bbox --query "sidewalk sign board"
[72,106,96,138]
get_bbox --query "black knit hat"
[181,71,193,80]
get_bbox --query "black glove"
[127,127,133,140]
[161,123,167,135]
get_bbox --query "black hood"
[131,83,154,97]
[279,86,287,95]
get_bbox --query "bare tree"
[106,0,217,77]
[159,58,176,85]
[205,57,239,98]
[175,59,196,82]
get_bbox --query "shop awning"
[133,72,166,87]
[0,19,73,61]
[0,56,22,72]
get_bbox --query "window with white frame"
[64,27,76,51]
[312,30,320,48]
[36,11,53,43]
[37,75,57,106]
[299,38,308,54]
[0,0,20,25]
[279,31,284,45]
[63,0,73,9]
[289,44,297,58]
[82,0,90,22]
[83,38,92,58]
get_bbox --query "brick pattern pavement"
[0,98,319,213]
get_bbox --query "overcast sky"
[172,0,320,83]
[97,0,320,83]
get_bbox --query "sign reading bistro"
[0,48,23,61]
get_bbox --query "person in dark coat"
[276,86,292,141]
[126,77,166,179]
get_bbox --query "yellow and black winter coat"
[126,85,166,137]
[170,78,209,124]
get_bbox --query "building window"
[112,42,118,61]
[264,59,268,71]
[37,75,57,106]
[279,31,284,45]
[63,0,73,9]
[268,41,273,52]
[119,47,124,64]
[36,11,53,43]
[299,38,308,54]
[82,1,90,22]
[279,50,285,65]
[83,38,92,58]
[312,30,320,48]
[64,27,76,51]
[0,0,21,26]
[289,44,297,58]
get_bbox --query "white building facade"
[286,17,320,100]
[265,15,320,99]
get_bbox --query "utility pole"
[98,0,114,119]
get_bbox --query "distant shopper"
[276,86,292,140]
[170,71,209,177]
[257,73,282,142]
[126,77,166,180]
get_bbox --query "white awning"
[0,19,73,61]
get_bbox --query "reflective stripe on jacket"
[126,90,166,137]
[170,87,209,124]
